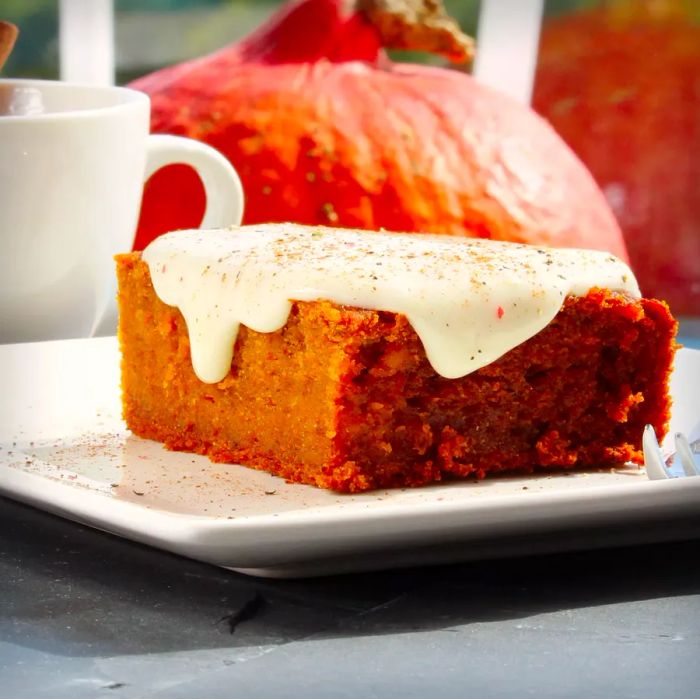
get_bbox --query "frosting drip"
[142,224,640,384]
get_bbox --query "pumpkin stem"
[357,0,474,63]
[239,0,473,66]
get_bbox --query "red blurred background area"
[533,0,700,317]
[134,164,206,252]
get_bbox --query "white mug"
[0,79,244,344]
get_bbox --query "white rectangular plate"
[1,337,699,578]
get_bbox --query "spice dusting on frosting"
[142,224,640,384]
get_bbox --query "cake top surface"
[142,223,640,383]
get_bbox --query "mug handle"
[143,134,245,229]
[90,135,244,338]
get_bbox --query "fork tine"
[643,424,670,480]
[674,432,700,477]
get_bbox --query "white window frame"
[58,0,114,85]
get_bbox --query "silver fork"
[643,424,700,480]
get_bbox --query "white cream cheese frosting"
[142,223,640,384]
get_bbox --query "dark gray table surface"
[1,496,699,699]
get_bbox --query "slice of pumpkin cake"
[116,223,676,492]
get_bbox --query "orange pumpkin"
[131,0,628,264]
[534,0,700,315]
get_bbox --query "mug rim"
[0,78,149,122]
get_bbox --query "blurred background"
[3,0,484,82]
[2,0,602,82]
[2,0,699,338]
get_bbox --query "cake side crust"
[330,289,677,488]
